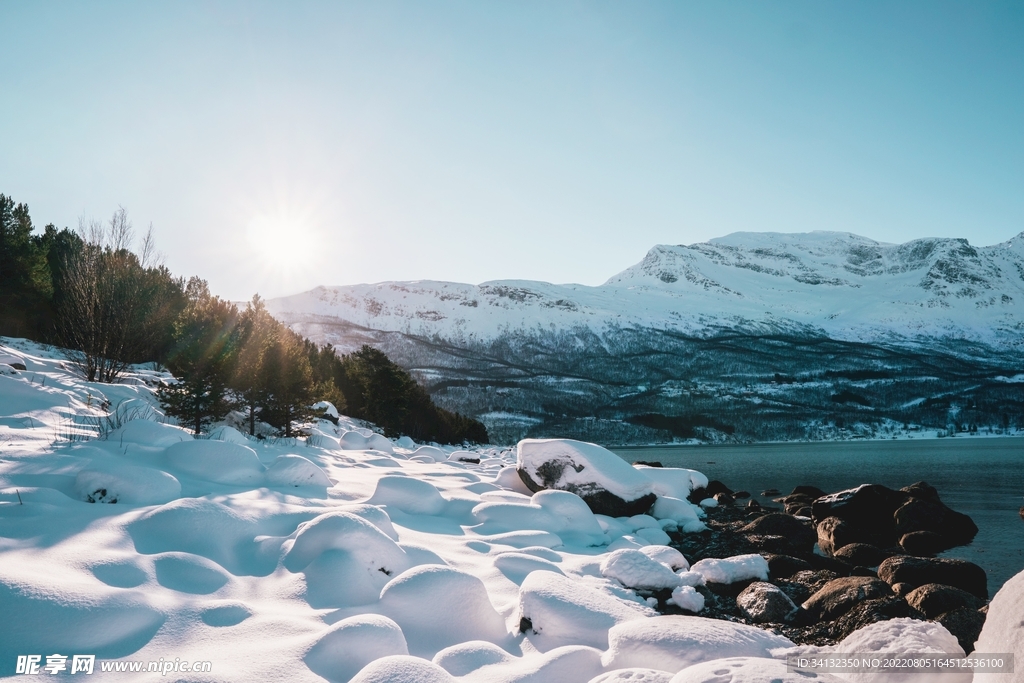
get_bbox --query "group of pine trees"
[0,194,488,444]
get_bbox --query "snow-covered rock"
[690,554,769,585]
[304,615,409,683]
[265,454,332,487]
[349,655,455,683]
[108,419,192,448]
[601,615,794,673]
[670,657,845,683]
[367,475,448,515]
[639,545,689,571]
[74,462,181,505]
[163,440,266,485]
[516,439,657,517]
[600,549,684,590]
[973,568,1024,682]
[667,586,705,613]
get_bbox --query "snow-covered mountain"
[268,232,1024,443]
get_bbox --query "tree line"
[0,194,488,444]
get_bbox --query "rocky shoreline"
[654,477,988,653]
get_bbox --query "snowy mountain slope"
[270,231,1024,349]
[267,232,1024,443]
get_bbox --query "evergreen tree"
[0,196,49,337]
[230,294,277,435]
[260,330,315,437]
[157,278,238,435]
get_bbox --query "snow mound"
[603,616,793,673]
[589,669,674,683]
[483,530,564,548]
[108,420,192,448]
[634,466,708,500]
[341,503,400,540]
[410,445,448,462]
[494,465,535,494]
[312,400,340,419]
[432,640,515,676]
[472,501,561,535]
[74,462,181,505]
[533,489,606,545]
[340,430,395,453]
[265,454,332,487]
[470,645,605,683]
[670,656,845,683]
[518,570,652,650]
[601,549,684,590]
[826,617,969,683]
[153,552,230,594]
[283,510,409,575]
[378,565,509,657]
[690,554,769,585]
[163,440,266,485]
[667,585,705,612]
[305,614,409,683]
[650,496,705,530]
[974,567,1024,682]
[493,552,565,584]
[640,545,689,571]
[516,439,656,513]
[207,425,250,444]
[367,475,448,515]
[350,655,455,683]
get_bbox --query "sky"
[1,1,1023,301]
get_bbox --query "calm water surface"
[612,437,1024,595]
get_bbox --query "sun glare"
[245,214,315,271]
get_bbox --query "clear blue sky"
[2,1,1022,300]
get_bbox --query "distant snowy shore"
[1,338,1022,682]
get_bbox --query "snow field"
[1,338,1015,682]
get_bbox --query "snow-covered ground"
[1,338,1022,682]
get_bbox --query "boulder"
[936,606,986,654]
[827,596,926,642]
[833,543,890,567]
[791,485,826,499]
[706,480,733,496]
[899,530,947,555]
[811,484,909,544]
[736,581,798,623]
[894,498,978,548]
[904,583,985,619]
[801,576,893,621]
[516,439,656,517]
[901,481,942,503]
[713,492,734,506]
[816,516,869,555]
[687,486,708,504]
[740,514,816,552]
[877,556,987,600]
[732,491,751,499]
[764,554,812,580]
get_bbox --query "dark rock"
[518,616,533,634]
[714,492,734,506]
[891,582,913,597]
[811,484,909,536]
[894,498,978,548]
[733,491,751,499]
[688,486,708,504]
[746,499,761,510]
[632,460,663,467]
[706,480,733,496]
[743,534,803,555]
[802,576,893,621]
[761,488,781,496]
[764,554,812,579]
[901,481,941,503]
[877,556,987,600]
[736,581,799,623]
[788,569,840,597]
[1019,505,1023,521]
[833,543,890,567]
[899,530,946,556]
[740,513,817,552]
[805,553,856,575]
[816,516,869,555]
[904,583,985,619]
[705,577,757,596]
[791,485,826,499]
[791,506,812,518]
[827,596,925,641]
[936,607,986,654]
[774,581,812,606]
[516,466,656,518]
[456,457,481,464]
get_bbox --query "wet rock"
[789,569,840,596]
[891,582,913,597]
[632,460,663,467]
[760,488,780,496]
[791,506,812,518]
[936,606,986,654]
[833,543,890,567]
[774,580,812,606]
[740,513,817,551]
[714,492,734,506]
[791,485,826,499]
[827,596,925,642]
[900,481,941,503]
[816,516,870,555]
[899,530,946,556]
[687,487,708,504]
[802,576,893,621]
[733,491,751,499]
[706,480,733,497]
[764,554,812,580]
[894,498,978,548]
[811,485,909,548]
[877,556,987,600]
[745,499,761,510]
[904,583,985,619]
[736,581,798,623]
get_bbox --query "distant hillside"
[268,232,1024,444]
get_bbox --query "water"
[612,437,1024,596]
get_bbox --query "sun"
[244,213,316,272]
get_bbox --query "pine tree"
[157,278,238,435]
[261,330,315,437]
[230,294,276,436]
